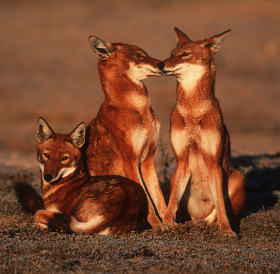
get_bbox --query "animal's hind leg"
[226,169,246,216]
[206,161,236,237]
[203,208,217,224]
[197,169,245,232]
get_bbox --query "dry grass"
[0,153,280,273]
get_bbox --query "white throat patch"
[177,64,206,94]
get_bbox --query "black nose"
[44,174,53,182]
[157,62,165,71]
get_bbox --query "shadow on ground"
[232,154,280,218]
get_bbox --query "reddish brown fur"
[34,175,149,235]
[14,118,149,235]
[159,28,245,237]
[85,37,166,228]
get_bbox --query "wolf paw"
[222,230,238,238]
[188,219,208,227]
[151,224,170,232]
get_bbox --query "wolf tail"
[46,212,109,235]
[45,212,108,235]
[46,212,73,234]
[13,181,44,213]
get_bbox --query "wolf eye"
[136,52,143,59]
[182,52,190,57]
[61,156,69,161]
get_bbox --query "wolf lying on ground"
[13,118,148,235]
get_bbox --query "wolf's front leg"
[140,148,167,221]
[163,159,190,226]
[123,160,164,228]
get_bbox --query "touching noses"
[157,62,165,71]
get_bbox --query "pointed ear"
[37,117,54,142]
[89,36,114,60]
[204,29,231,56]
[69,122,86,148]
[174,27,192,45]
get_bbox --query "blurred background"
[0,0,279,171]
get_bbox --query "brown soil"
[1,154,280,273]
[0,0,280,273]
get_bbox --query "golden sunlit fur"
[159,28,245,237]
[13,118,149,236]
[85,36,166,228]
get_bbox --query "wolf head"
[36,118,86,185]
[89,36,163,83]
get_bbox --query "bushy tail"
[13,182,44,213]
[47,213,108,235]
[47,212,73,234]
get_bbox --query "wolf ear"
[204,29,231,56]
[89,36,114,60]
[69,122,86,148]
[37,118,55,142]
[174,27,192,45]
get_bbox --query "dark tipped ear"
[204,29,231,56]
[89,36,114,60]
[69,122,86,148]
[174,27,192,45]
[37,117,55,142]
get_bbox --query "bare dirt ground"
[0,0,280,273]
[0,154,280,273]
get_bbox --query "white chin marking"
[127,62,156,82]
[177,64,206,93]
[42,166,76,185]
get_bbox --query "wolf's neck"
[176,64,216,103]
[99,68,150,110]
[41,160,87,199]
